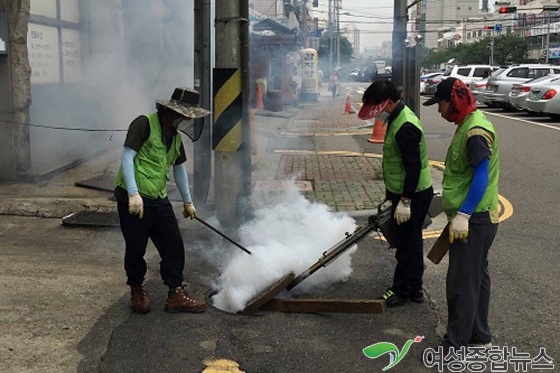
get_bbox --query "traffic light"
[498,6,516,13]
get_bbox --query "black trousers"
[117,199,185,288]
[389,189,433,299]
[443,213,498,349]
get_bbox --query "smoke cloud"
[211,181,358,313]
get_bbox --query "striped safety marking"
[213,68,242,151]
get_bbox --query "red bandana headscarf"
[446,79,477,124]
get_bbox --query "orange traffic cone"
[367,120,387,143]
[255,84,264,110]
[343,93,355,114]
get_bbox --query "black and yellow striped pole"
[213,0,251,229]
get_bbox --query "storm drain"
[61,211,120,228]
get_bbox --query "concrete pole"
[329,0,333,73]
[392,0,407,89]
[194,0,212,205]
[214,1,252,229]
[336,0,340,68]
[546,17,551,63]
[303,0,308,48]
[6,0,32,178]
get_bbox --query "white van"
[442,65,494,85]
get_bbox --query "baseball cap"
[423,77,458,106]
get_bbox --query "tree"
[421,35,528,68]
[318,34,354,67]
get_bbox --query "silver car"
[525,83,560,120]
[483,64,560,109]
[469,68,506,106]
[508,75,560,112]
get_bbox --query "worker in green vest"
[359,80,433,308]
[115,87,210,314]
[424,77,500,355]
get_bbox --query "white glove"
[128,193,143,219]
[183,202,196,219]
[449,212,470,243]
[394,199,412,225]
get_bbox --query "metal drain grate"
[61,211,120,228]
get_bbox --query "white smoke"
[211,181,358,313]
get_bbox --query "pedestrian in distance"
[423,77,500,353]
[328,68,340,98]
[114,87,211,314]
[359,80,433,308]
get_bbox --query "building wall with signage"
[1,0,194,181]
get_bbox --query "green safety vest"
[442,110,500,215]
[115,113,182,199]
[382,106,432,195]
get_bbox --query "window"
[553,68,560,74]
[28,0,81,84]
[457,68,471,76]
[530,69,551,79]
[474,68,490,78]
[506,68,528,78]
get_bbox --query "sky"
[312,0,486,52]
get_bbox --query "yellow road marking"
[202,358,245,373]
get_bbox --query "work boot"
[411,288,425,303]
[165,285,206,313]
[130,285,151,314]
[377,289,409,308]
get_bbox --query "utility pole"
[545,16,551,63]
[214,1,252,229]
[336,0,340,68]
[392,0,407,89]
[329,0,333,73]
[194,0,212,205]
[303,0,308,48]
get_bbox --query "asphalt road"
[2,83,558,373]
[89,89,560,371]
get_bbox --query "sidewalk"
[0,86,443,221]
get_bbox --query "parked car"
[525,83,560,120]
[424,74,444,95]
[356,66,378,82]
[469,67,507,105]
[483,64,560,109]
[348,68,361,81]
[442,64,493,85]
[421,72,443,95]
[507,74,560,112]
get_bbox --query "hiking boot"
[130,285,151,314]
[377,289,409,308]
[411,288,425,303]
[165,286,206,313]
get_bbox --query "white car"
[420,72,443,95]
[525,83,560,120]
[442,65,493,85]
[507,74,560,112]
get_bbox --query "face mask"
[374,110,390,122]
[372,99,390,122]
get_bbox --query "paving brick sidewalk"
[253,89,386,214]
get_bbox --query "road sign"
[496,24,503,32]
